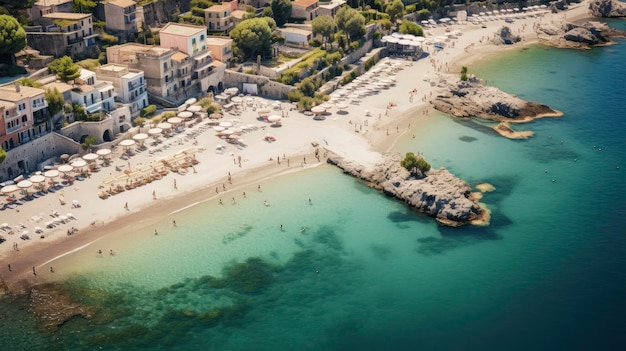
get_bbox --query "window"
[22,115,28,123]
[192,38,196,44]
[201,34,205,41]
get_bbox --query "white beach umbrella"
[213,126,225,132]
[310,106,325,114]
[231,96,243,104]
[119,139,136,147]
[132,133,148,141]
[177,111,193,119]
[267,115,282,122]
[1,184,19,194]
[187,105,202,113]
[157,122,172,130]
[185,98,197,105]
[167,117,183,125]
[148,128,163,136]
[29,175,46,184]
[44,170,59,179]
[82,153,99,162]
[57,165,74,173]
[96,148,112,156]
[219,122,233,128]
[70,160,87,168]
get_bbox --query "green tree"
[344,14,366,42]
[133,117,146,128]
[0,15,26,65]
[81,135,97,150]
[17,77,43,88]
[298,77,316,97]
[401,152,430,175]
[230,18,274,61]
[261,6,273,18]
[46,88,65,116]
[335,6,355,32]
[399,21,424,36]
[460,66,468,81]
[386,0,405,24]
[48,56,81,83]
[312,15,337,50]
[73,0,97,14]
[270,0,292,27]
[72,103,88,120]
[0,147,6,164]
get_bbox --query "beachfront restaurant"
[381,33,424,58]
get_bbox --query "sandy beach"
[0,2,594,292]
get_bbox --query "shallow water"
[1,23,626,351]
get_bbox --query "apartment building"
[26,12,98,59]
[291,0,319,21]
[71,70,117,114]
[103,0,139,43]
[205,37,233,64]
[96,64,148,118]
[204,4,234,33]
[0,84,48,151]
[28,0,74,24]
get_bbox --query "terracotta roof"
[171,52,189,62]
[292,0,318,8]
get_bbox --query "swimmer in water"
[301,226,307,232]
[264,200,269,206]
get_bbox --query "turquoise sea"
[1,21,625,350]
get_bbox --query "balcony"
[67,36,83,45]
[6,123,23,134]
[32,101,48,110]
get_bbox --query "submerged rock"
[28,283,96,332]
[327,153,487,227]
[589,0,626,17]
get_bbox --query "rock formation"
[492,26,521,45]
[589,0,626,17]
[537,21,626,48]
[430,76,561,133]
[327,152,487,227]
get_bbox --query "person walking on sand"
[32,266,36,275]
[50,266,54,273]
[124,202,129,210]
[173,220,177,227]
[152,190,156,200]
[8,264,11,272]
[174,179,177,189]
[154,229,158,235]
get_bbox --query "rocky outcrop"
[537,21,626,48]
[327,152,486,227]
[431,76,562,123]
[589,0,626,17]
[492,26,521,45]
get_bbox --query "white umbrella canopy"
[221,129,234,135]
[185,98,197,105]
[96,148,112,156]
[82,153,99,162]
[1,184,19,194]
[157,122,172,130]
[148,128,163,136]
[177,111,193,119]
[57,165,74,173]
[231,96,243,103]
[187,105,202,113]
[132,133,148,141]
[17,180,33,188]
[29,175,46,183]
[311,106,325,114]
[219,121,233,128]
[336,103,348,111]
[224,87,239,95]
[70,160,87,168]
[267,115,282,122]
[213,126,225,132]
[44,170,59,178]
[167,117,183,125]
[119,139,136,147]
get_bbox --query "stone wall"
[223,71,294,100]
[0,133,81,181]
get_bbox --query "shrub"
[287,89,304,102]
[460,66,468,81]
[309,38,322,47]
[401,152,431,174]
[99,32,119,45]
[141,104,157,117]
[244,69,255,75]
[81,135,97,150]
[296,96,314,111]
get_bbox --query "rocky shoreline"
[537,20,626,49]
[430,76,562,139]
[326,152,488,227]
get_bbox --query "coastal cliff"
[537,20,626,49]
[589,0,626,17]
[430,76,562,138]
[326,152,487,227]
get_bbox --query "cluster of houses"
[1,0,352,180]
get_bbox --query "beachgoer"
[243,191,246,198]
[124,202,129,210]
[32,266,36,275]
[174,179,177,189]
[152,190,156,200]
[110,249,114,255]
[258,185,261,191]
[173,220,177,227]
[98,249,102,254]
[8,264,11,272]
[280,224,284,230]
[264,200,269,206]
[219,198,223,205]
[154,229,158,235]
[50,266,54,273]
[308,198,312,204]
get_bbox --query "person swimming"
[264,200,269,206]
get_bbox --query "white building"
[71,69,117,114]
[96,63,148,118]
